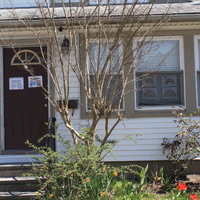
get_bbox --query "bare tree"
[1,0,173,155]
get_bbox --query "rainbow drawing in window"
[162,87,177,98]
[142,76,156,86]
[143,88,157,99]
[162,75,177,86]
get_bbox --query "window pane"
[198,39,200,69]
[89,42,119,74]
[89,42,108,73]
[89,75,123,109]
[136,39,183,108]
[13,52,25,64]
[11,50,41,65]
[88,41,122,110]
[197,40,200,107]
[197,72,200,107]
[138,40,180,72]
[0,0,49,8]
[136,73,182,106]
[54,0,81,2]
[13,57,23,64]
[90,0,121,4]
[26,52,40,63]
[104,75,123,108]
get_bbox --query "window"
[87,41,123,110]
[0,0,49,8]
[11,50,41,65]
[135,37,184,109]
[195,37,200,107]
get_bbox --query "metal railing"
[45,117,56,151]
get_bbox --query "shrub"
[26,133,142,200]
[161,109,200,177]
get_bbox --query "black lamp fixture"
[61,36,70,54]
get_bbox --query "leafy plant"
[26,132,142,200]
[133,164,149,194]
[161,109,200,177]
[151,167,171,192]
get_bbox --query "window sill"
[136,105,185,111]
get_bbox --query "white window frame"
[194,35,200,108]
[133,36,185,111]
[86,39,124,112]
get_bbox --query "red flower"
[178,182,188,191]
[190,193,199,200]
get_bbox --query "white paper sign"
[9,77,24,90]
[28,76,43,88]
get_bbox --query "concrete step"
[0,164,42,200]
[0,177,39,192]
[0,164,33,177]
[0,191,39,200]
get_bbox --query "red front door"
[4,47,48,150]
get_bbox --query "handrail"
[45,117,56,151]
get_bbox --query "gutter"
[0,3,200,28]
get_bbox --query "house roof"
[0,2,200,22]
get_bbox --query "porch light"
[61,36,70,54]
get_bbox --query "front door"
[4,47,48,150]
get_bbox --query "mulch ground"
[149,174,200,194]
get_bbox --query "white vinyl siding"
[55,112,181,161]
[89,0,149,5]
[0,0,49,8]
[135,37,184,109]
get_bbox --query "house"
[0,0,200,175]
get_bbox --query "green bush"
[161,109,200,177]
[26,134,142,200]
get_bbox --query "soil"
[182,174,200,193]
[150,174,200,194]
